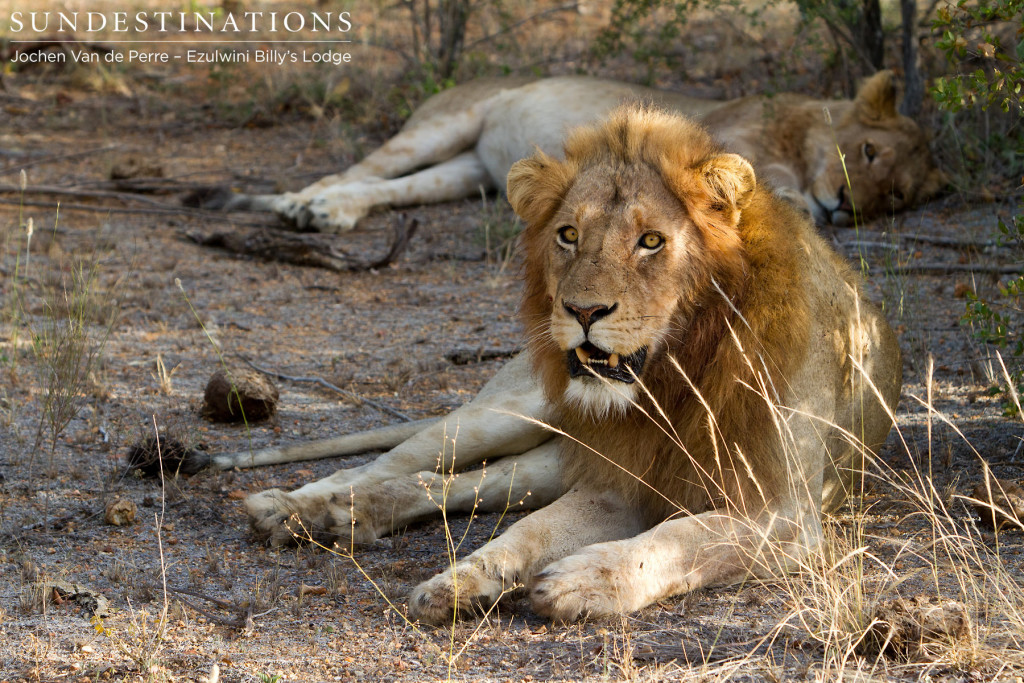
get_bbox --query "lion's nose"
[563,301,616,335]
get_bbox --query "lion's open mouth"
[567,342,648,383]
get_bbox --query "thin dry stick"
[0,145,122,176]
[237,355,412,422]
[894,233,1004,249]
[870,262,1021,275]
[0,197,270,221]
[0,182,187,207]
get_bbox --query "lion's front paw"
[245,488,310,547]
[244,488,382,547]
[530,545,642,622]
[272,190,368,234]
[301,196,363,234]
[409,561,519,625]
[269,194,317,231]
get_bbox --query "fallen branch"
[238,355,413,422]
[192,228,355,271]
[191,214,419,272]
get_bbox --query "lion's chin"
[563,378,637,417]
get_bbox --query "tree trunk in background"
[862,0,885,69]
[438,0,470,79]
[900,0,925,117]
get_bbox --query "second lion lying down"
[243,106,902,623]
[213,70,944,230]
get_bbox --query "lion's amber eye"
[863,142,877,162]
[558,226,579,244]
[639,232,664,250]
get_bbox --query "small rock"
[104,498,136,526]
[203,367,279,423]
[861,596,969,661]
[972,478,1024,530]
[109,155,164,180]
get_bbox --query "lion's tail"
[182,186,281,212]
[208,418,439,471]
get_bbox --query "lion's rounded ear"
[699,153,756,214]
[507,152,572,228]
[855,70,900,122]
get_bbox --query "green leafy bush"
[934,0,1023,412]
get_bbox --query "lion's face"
[805,71,946,225]
[542,162,692,412]
[509,109,755,415]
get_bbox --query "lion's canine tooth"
[608,353,620,368]
[575,347,591,364]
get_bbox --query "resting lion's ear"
[855,70,900,122]
[699,153,756,217]
[507,151,572,228]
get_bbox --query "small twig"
[238,355,412,422]
[165,587,247,627]
[167,585,238,611]
[368,215,419,269]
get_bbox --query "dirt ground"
[1,3,1023,682]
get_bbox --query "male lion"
[215,70,943,230]
[241,106,902,622]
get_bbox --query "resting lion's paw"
[409,562,518,625]
[245,488,386,547]
[269,193,317,231]
[301,195,365,234]
[245,488,310,547]
[530,546,639,622]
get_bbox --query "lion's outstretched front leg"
[246,442,562,546]
[245,352,557,545]
[409,487,644,624]
[530,508,820,622]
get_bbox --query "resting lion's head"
[803,70,946,225]
[509,106,805,416]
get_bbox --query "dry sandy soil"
[1,4,1023,682]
